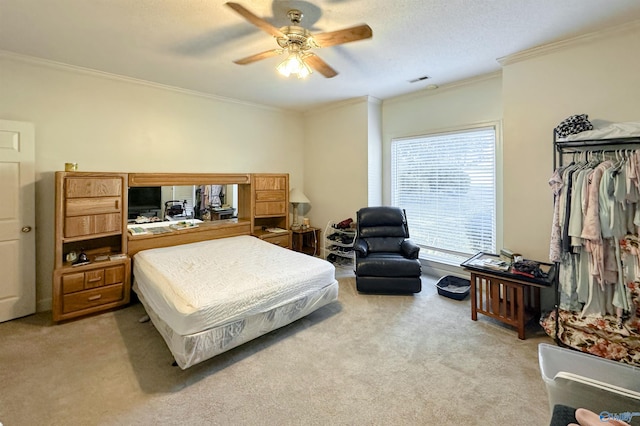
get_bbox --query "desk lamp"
[289,188,310,230]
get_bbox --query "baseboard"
[420,259,470,280]
[37,297,52,313]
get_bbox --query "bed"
[132,235,339,369]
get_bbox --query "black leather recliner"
[353,206,422,294]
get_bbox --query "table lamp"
[289,188,310,230]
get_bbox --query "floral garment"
[540,282,640,366]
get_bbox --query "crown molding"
[302,95,381,116]
[0,50,288,113]
[498,19,640,66]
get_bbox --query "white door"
[0,119,35,322]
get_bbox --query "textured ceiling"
[2,0,640,111]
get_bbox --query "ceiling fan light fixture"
[277,51,312,79]
[226,3,371,79]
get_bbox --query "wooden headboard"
[128,172,251,187]
[127,220,251,257]
[126,172,252,257]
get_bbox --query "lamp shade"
[277,52,312,79]
[289,188,310,204]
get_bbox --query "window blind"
[391,126,496,263]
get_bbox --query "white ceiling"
[2,0,640,112]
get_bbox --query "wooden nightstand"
[254,229,292,249]
[52,172,131,322]
[292,227,320,256]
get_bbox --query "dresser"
[52,172,131,322]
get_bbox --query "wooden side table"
[209,207,235,220]
[462,252,555,340]
[292,227,320,256]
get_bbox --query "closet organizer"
[541,125,640,366]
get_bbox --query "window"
[391,125,497,264]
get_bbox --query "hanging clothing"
[567,167,589,250]
[201,185,224,208]
[550,150,640,320]
[549,169,564,263]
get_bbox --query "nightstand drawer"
[61,264,126,294]
[65,177,122,198]
[62,272,85,294]
[261,233,291,248]
[255,201,286,216]
[254,176,286,190]
[84,269,105,289]
[65,213,121,238]
[66,197,121,216]
[255,190,285,202]
[62,284,124,314]
[105,265,124,285]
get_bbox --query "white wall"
[367,99,383,206]
[0,54,305,311]
[501,22,640,262]
[303,98,371,237]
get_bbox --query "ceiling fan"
[225,2,372,79]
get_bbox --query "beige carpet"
[0,273,554,425]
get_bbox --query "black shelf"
[553,131,640,168]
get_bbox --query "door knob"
[21,226,32,233]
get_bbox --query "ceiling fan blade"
[312,24,372,48]
[304,54,338,78]
[225,2,285,38]
[233,49,284,65]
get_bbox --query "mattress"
[137,281,338,369]
[133,235,338,335]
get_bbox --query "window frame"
[389,121,503,270]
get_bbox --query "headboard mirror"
[126,173,252,224]
[127,184,238,222]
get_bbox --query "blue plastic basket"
[435,275,470,300]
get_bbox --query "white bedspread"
[133,235,337,335]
